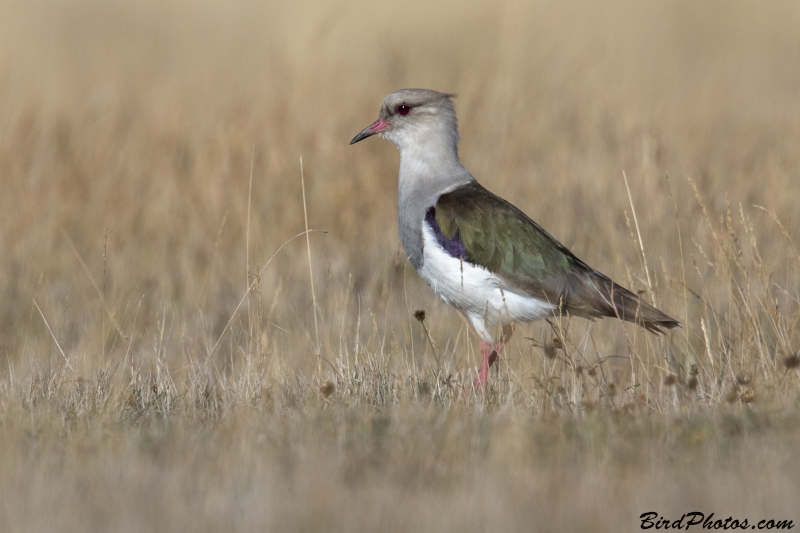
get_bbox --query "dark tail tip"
[606,282,681,335]
[642,318,682,335]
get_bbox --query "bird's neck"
[393,122,473,270]
[399,139,460,176]
[388,115,461,179]
[397,142,472,207]
[396,115,472,186]
[395,139,471,271]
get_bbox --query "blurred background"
[0,0,798,384]
[2,1,800,531]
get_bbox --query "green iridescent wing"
[433,181,679,332]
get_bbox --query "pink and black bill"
[349,120,388,145]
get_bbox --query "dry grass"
[1,0,800,530]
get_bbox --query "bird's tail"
[581,271,681,334]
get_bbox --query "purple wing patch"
[425,207,466,259]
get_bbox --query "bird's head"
[350,89,458,152]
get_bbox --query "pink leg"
[472,340,497,389]
[472,325,514,390]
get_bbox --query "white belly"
[417,223,556,342]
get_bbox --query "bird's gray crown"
[378,89,456,121]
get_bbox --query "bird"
[350,88,680,389]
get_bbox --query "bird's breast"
[417,221,555,324]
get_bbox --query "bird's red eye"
[396,104,411,115]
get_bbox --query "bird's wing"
[429,181,680,332]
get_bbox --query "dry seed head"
[544,343,557,360]
[320,381,335,398]
[690,364,699,377]
[418,381,432,397]
[543,337,562,360]
[741,390,755,404]
[782,353,800,370]
[663,374,678,386]
[686,376,699,391]
[413,310,426,322]
[587,366,596,378]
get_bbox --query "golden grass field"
[1,0,799,530]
